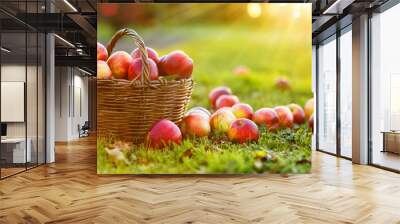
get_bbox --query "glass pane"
[27,31,38,169]
[340,28,352,158]
[371,4,400,171]
[317,36,337,154]
[38,32,45,165]
[1,30,27,177]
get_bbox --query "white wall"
[54,67,89,141]
[1,64,46,164]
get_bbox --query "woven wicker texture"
[97,28,194,143]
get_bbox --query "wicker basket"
[97,28,194,143]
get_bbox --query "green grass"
[97,23,312,174]
[97,126,311,174]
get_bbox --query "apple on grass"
[180,114,210,137]
[158,50,193,78]
[131,47,159,64]
[215,95,239,109]
[274,106,294,128]
[185,107,211,119]
[304,98,314,119]
[128,58,159,81]
[107,51,132,79]
[210,108,236,134]
[275,76,291,91]
[228,118,259,144]
[146,119,182,149]
[97,42,108,61]
[208,86,232,109]
[233,65,250,76]
[308,114,314,131]
[97,60,112,80]
[288,103,306,125]
[253,108,280,131]
[231,103,253,119]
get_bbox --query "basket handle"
[106,28,151,85]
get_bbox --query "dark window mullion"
[0,19,2,179]
[316,45,319,151]
[36,0,39,168]
[25,0,28,171]
[336,27,341,157]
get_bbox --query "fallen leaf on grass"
[105,147,131,166]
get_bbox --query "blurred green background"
[98,3,312,109]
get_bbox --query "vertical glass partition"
[317,35,337,155]
[339,27,352,158]
[0,1,46,179]
[0,17,28,178]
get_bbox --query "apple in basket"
[180,113,211,137]
[274,106,294,128]
[128,58,159,81]
[210,107,236,134]
[97,60,112,80]
[231,103,253,119]
[158,50,193,78]
[208,86,232,109]
[146,119,182,149]
[253,108,280,131]
[131,47,160,63]
[97,42,108,61]
[288,103,306,125]
[228,118,259,143]
[107,51,132,79]
[215,95,239,109]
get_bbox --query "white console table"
[1,138,31,163]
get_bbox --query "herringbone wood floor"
[1,136,400,224]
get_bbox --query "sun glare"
[247,3,262,18]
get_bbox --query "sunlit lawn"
[97,23,312,174]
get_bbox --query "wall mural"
[96,3,313,174]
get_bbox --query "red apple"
[308,114,314,131]
[274,106,294,128]
[253,108,280,131]
[210,108,236,134]
[275,76,291,91]
[208,86,232,109]
[97,60,112,80]
[288,103,306,125]
[97,42,108,61]
[107,51,132,79]
[215,95,239,109]
[158,50,193,78]
[128,58,158,81]
[131,47,159,64]
[232,65,250,76]
[146,119,182,149]
[157,55,167,76]
[231,103,253,119]
[180,114,210,137]
[185,107,211,119]
[228,118,259,144]
[304,98,314,119]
